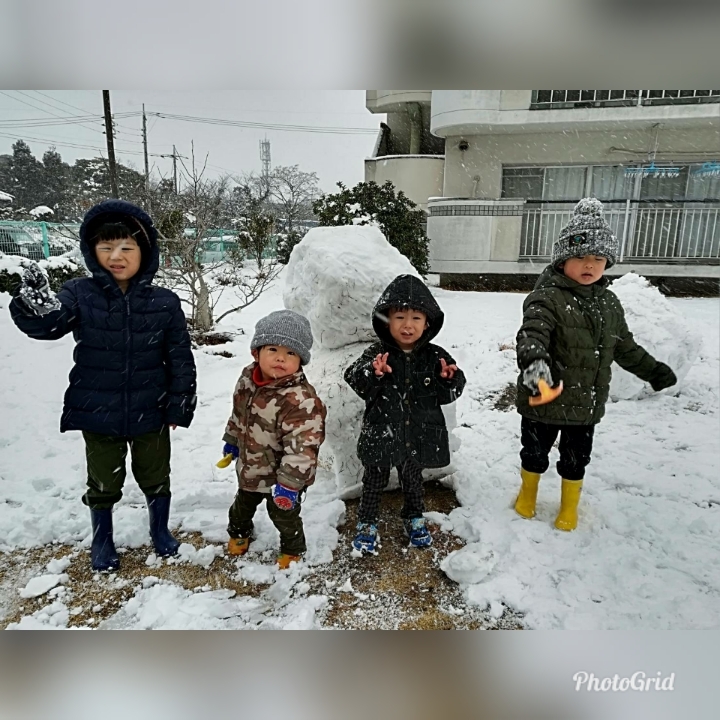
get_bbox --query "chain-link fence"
[0,222,277,262]
[0,221,81,260]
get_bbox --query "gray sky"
[0,90,384,193]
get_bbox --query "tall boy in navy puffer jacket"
[10,200,197,571]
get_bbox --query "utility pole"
[142,104,150,212]
[172,145,178,194]
[102,90,119,198]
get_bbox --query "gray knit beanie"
[250,310,313,365]
[551,198,619,269]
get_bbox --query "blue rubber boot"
[403,517,433,548]
[352,522,379,555]
[90,508,120,571]
[146,495,180,557]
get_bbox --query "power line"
[0,129,172,159]
[149,111,378,135]
[3,90,107,139]
[30,90,143,136]
[16,90,143,143]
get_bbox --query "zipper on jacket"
[124,295,131,436]
[590,296,605,411]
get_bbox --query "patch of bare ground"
[0,482,524,630]
[306,480,524,630]
[0,534,268,629]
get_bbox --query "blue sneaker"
[403,517,432,548]
[352,522,379,555]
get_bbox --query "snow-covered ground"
[1,271,718,629]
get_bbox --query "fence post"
[40,222,50,259]
[620,199,631,263]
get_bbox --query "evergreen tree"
[69,157,145,217]
[10,140,44,210]
[313,180,430,276]
[42,147,72,219]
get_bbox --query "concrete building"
[365,90,720,291]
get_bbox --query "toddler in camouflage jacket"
[221,310,326,569]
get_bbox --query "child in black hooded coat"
[344,274,466,553]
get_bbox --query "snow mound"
[440,542,497,584]
[609,273,702,400]
[173,543,224,568]
[283,225,459,495]
[19,573,68,599]
[283,225,420,350]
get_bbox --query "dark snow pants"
[358,457,425,524]
[228,488,307,555]
[82,427,171,510]
[520,417,595,481]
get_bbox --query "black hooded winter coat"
[344,274,466,468]
[9,200,196,436]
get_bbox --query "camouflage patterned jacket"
[223,364,326,493]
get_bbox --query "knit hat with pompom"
[551,197,619,269]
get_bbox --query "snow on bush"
[283,225,459,497]
[609,273,702,400]
[29,205,54,217]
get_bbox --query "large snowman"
[283,225,460,498]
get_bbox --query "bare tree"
[269,165,320,263]
[155,146,281,334]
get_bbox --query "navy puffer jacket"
[9,200,197,436]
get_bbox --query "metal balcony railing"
[531,90,720,110]
[520,201,720,263]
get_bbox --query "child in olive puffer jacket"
[514,198,677,531]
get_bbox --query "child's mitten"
[272,482,299,510]
[223,442,240,459]
[17,264,61,316]
[522,359,553,394]
[649,362,677,391]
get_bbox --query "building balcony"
[430,90,720,137]
[366,91,432,114]
[521,200,720,264]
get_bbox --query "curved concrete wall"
[364,155,444,211]
[367,91,432,113]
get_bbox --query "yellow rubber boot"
[514,468,541,518]
[554,479,583,531]
[228,537,250,556]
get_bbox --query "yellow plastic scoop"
[216,453,234,468]
[528,379,564,407]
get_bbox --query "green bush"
[312,180,430,276]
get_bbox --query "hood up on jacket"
[372,274,444,350]
[79,199,160,294]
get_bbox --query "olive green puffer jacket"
[515,265,673,425]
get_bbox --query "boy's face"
[252,345,301,381]
[562,255,607,285]
[95,236,142,285]
[387,307,428,350]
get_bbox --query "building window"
[503,163,720,203]
[501,167,543,199]
[531,90,720,109]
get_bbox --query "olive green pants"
[82,427,171,510]
[228,488,306,555]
